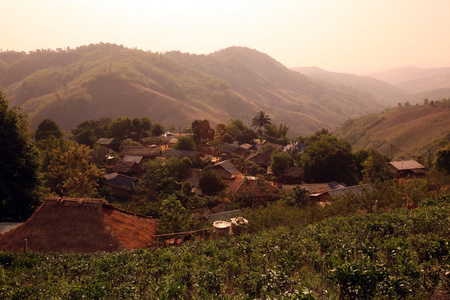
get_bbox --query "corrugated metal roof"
[163,149,199,158]
[213,160,240,175]
[207,209,242,222]
[103,173,139,191]
[123,155,143,164]
[95,138,116,145]
[311,184,373,197]
[390,160,425,171]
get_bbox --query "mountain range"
[0,43,449,137]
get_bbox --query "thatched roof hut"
[0,197,156,253]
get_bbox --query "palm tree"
[251,111,271,141]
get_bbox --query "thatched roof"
[0,197,156,253]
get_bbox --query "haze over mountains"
[0,43,449,137]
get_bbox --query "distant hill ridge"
[292,66,406,104]
[0,43,388,135]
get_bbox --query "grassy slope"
[0,44,386,135]
[334,100,450,159]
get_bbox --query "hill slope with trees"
[334,99,450,160]
[0,44,388,136]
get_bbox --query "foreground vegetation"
[1,190,449,299]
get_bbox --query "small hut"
[0,197,156,253]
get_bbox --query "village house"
[112,155,143,176]
[228,176,279,201]
[220,142,251,158]
[163,149,201,159]
[213,160,243,180]
[310,184,373,203]
[282,142,307,153]
[0,197,156,253]
[182,168,203,195]
[103,173,139,200]
[389,160,426,177]
[120,145,160,160]
[240,143,258,152]
[95,137,120,151]
[245,152,272,170]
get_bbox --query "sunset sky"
[1,0,449,73]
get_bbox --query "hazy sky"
[1,0,450,73]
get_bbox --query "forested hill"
[334,99,450,160]
[0,44,386,135]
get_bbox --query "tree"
[71,117,111,147]
[237,127,258,144]
[199,165,225,195]
[174,135,196,151]
[108,117,133,141]
[251,111,271,140]
[192,119,214,142]
[132,117,151,139]
[0,92,40,221]
[281,186,310,207]
[151,122,165,136]
[434,143,450,174]
[35,118,63,141]
[360,149,392,183]
[301,131,356,184]
[137,157,191,199]
[270,151,291,177]
[43,144,104,197]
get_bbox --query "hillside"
[0,44,387,136]
[292,66,406,105]
[334,99,450,159]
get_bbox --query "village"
[0,116,428,254]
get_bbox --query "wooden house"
[213,160,243,180]
[103,173,139,199]
[228,177,279,201]
[120,146,160,160]
[389,160,426,177]
[246,152,272,169]
[95,138,119,151]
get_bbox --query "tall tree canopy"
[192,119,214,142]
[301,131,356,184]
[35,118,63,142]
[108,117,133,141]
[174,135,196,151]
[71,117,111,147]
[0,92,40,221]
[43,143,104,197]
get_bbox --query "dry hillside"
[334,99,450,159]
